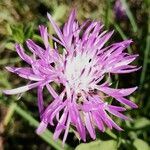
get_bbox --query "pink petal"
[3,82,40,95]
[16,44,33,64]
[84,112,96,139]
[36,121,48,134]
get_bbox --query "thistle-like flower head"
[3,9,139,145]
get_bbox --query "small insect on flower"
[3,9,140,146]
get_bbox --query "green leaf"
[133,139,150,150]
[24,23,34,39]
[134,117,150,129]
[53,5,67,21]
[75,140,117,150]
[5,42,15,50]
[105,129,117,139]
[10,25,24,43]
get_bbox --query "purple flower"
[3,9,140,145]
[114,0,127,20]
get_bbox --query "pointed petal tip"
[5,66,10,69]
[137,66,142,71]
[101,129,105,132]
[2,90,10,95]
[118,128,124,131]
[71,8,76,15]
[83,138,86,142]
[38,24,44,28]
[26,39,32,42]
[15,43,19,47]
[5,66,13,72]
[15,43,22,50]
[131,86,138,92]
[47,12,52,20]
[38,25,47,32]
[53,134,59,142]
[2,82,39,95]
[127,39,133,43]
[111,30,115,34]
[132,104,138,109]
[92,135,96,140]
[47,12,54,24]
[2,89,17,95]
[36,121,48,135]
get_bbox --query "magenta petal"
[39,25,49,48]
[108,105,126,112]
[105,116,123,131]
[92,111,105,132]
[116,87,138,96]
[36,121,48,134]
[15,44,33,64]
[84,112,96,139]
[98,110,113,129]
[76,116,86,141]
[6,66,42,81]
[46,84,59,99]
[96,31,114,50]
[37,86,44,117]
[62,116,71,146]
[3,82,40,95]
[47,13,66,46]
[49,102,66,125]
[26,39,44,58]
[64,8,76,36]
[53,110,68,140]
[97,86,138,108]
[98,86,137,97]
[116,97,138,108]
[69,103,86,141]
[106,107,129,120]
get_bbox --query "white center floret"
[64,51,98,93]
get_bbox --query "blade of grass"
[105,1,111,29]
[0,72,11,88]
[121,0,138,32]
[140,35,150,85]
[106,2,132,53]
[140,9,150,85]
[105,129,117,140]
[113,22,132,53]
[3,103,16,126]
[15,104,73,150]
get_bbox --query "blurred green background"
[0,0,150,150]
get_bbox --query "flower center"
[64,51,98,94]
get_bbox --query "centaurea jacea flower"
[3,9,139,145]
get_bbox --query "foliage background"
[0,0,150,149]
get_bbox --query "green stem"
[4,103,16,126]
[140,8,150,85]
[121,0,138,32]
[105,1,111,29]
